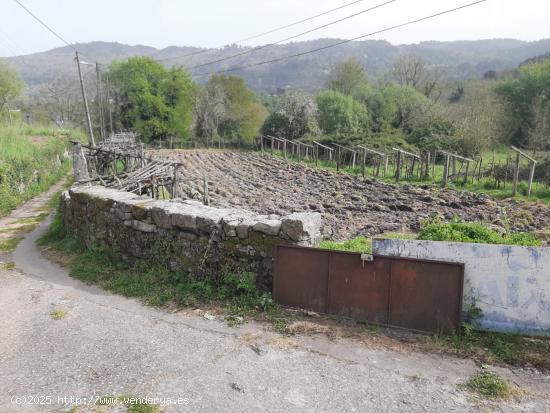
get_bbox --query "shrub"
[418,217,541,246]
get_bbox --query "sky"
[1,0,549,57]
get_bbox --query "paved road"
[1,212,549,412]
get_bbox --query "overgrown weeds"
[0,121,74,216]
[466,371,517,399]
[318,236,372,253]
[39,209,284,328]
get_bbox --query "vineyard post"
[512,151,520,196]
[527,161,536,196]
[361,148,366,177]
[395,150,401,182]
[442,154,450,187]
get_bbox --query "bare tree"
[193,82,226,146]
[392,55,425,88]
[392,55,443,101]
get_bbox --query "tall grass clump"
[0,121,74,215]
[418,217,541,246]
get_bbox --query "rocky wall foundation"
[61,185,322,289]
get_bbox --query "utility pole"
[105,73,113,136]
[96,62,106,141]
[75,51,95,146]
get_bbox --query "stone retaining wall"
[61,185,322,289]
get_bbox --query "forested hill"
[3,38,550,93]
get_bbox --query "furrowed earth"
[153,150,550,242]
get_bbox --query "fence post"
[512,152,520,196]
[527,161,536,196]
[442,154,450,187]
[395,150,401,182]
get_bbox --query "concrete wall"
[61,185,322,289]
[373,238,550,335]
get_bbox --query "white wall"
[373,239,550,336]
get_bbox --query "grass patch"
[0,261,15,270]
[0,121,77,217]
[466,371,517,399]
[0,237,23,252]
[318,236,372,253]
[50,309,68,320]
[39,207,284,328]
[418,217,541,246]
[423,325,550,370]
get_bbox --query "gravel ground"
[0,219,549,413]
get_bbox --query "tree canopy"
[496,60,550,150]
[195,75,266,145]
[0,62,24,116]
[326,58,367,96]
[316,90,370,136]
[260,91,319,140]
[109,57,195,143]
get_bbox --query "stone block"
[281,212,322,243]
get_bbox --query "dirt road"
[0,189,549,412]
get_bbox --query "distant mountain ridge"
[2,38,550,93]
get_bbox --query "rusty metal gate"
[273,245,464,333]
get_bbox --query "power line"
[187,0,396,71]
[194,0,488,78]
[12,0,102,64]
[13,0,76,52]
[156,0,373,63]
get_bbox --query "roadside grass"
[0,261,15,270]
[0,121,76,216]
[466,371,518,399]
[420,324,550,370]
[0,237,23,252]
[39,209,286,329]
[50,309,68,320]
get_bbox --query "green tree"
[260,91,319,140]
[0,62,24,117]
[316,90,370,135]
[326,58,367,96]
[496,60,550,149]
[206,75,266,145]
[109,57,195,143]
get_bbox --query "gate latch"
[361,254,374,266]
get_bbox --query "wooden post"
[512,152,520,196]
[395,150,402,182]
[284,140,287,159]
[96,62,106,141]
[261,136,264,152]
[442,154,450,187]
[384,156,388,177]
[463,161,470,185]
[361,149,366,177]
[203,177,210,206]
[352,151,356,169]
[527,161,536,196]
[336,146,341,172]
[75,52,95,146]
[425,151,431,178]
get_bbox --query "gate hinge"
[361,254,374,266]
